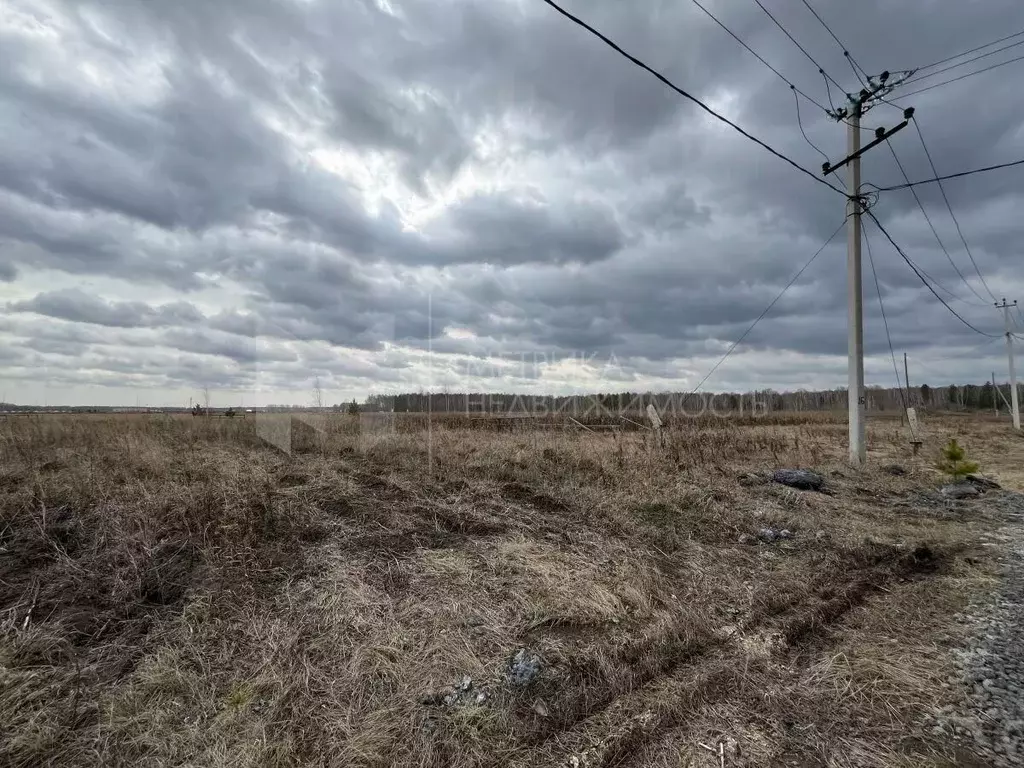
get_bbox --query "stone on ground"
[941,483,980,500]
[506,648,544,687]
[966,474,1002,491]
[771,469,824,491]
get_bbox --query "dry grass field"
[2,410,1022,767]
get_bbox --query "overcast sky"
[1,0,1022,407]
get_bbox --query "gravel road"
[930,492,1024,766]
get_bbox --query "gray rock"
[771,469,825,492]
[506,648,544,687]
[421,674,483,708]
[756,527,796,543]
[967,474,1002,491]
[941,483,980,499]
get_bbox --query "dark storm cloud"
[11,289,204,328]
[0,0,1021,400]
[427,194,624,266]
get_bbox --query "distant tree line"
[1,383,1018,414]
[363,382,1022,415]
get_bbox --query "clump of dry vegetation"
[0,411,1020,766]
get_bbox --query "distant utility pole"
[904,352,911,405]
[997,298,1020,430]
[992,371,999,416]
[822,71,915,466]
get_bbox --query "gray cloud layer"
[1,0,1022,404]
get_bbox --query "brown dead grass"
[0,410,1021,766]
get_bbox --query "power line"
[860,191,971,308]
[866,157,1024,192]
[863,225,908,409]
[912,120,998,303]
[539,0,846,196]
[900,39,1024,86]
[844,53,867,89]
[689,0,829,112]
[821,71,841,115]
[798,0,869,85]
[752,0,845,91]
[864,210,1000,338]
[910,29,1024,73]
[684,219,846,398]
[895,53,1024,99]
[911,337,1001,377]
[901,250,983,309]
[884,137,990,306]
[793,88,830,167]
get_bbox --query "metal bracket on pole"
[823,116,911,176]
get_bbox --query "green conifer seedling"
[937,438,979,481]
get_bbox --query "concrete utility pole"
[822,71,914,466]
[904,352,911,404]
[845,105,866,465]
[997,298,1020,430]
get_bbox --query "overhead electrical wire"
[752,0,845,91]
[684,0,835,171]
[900,255,983,309]
[541,0,1007,373]
[864,210,1000,338]
[910,29,1024,73]
[683,219,846,399]
[797,0,869,86]
[865,157,1024,192]
[894,53,1024,99]
[863,225,908,409]
[690,0,829,113]
[844,53,867,88]
[793,88,831,167]
[912,120,998,303]
[899,38,1024,86]
[910,337,1001,379]
[884,138,990,306]
[821,71,841,115]
[539,0,846,196]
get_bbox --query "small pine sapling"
[937,438,979,481]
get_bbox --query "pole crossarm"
[823,115,911,176]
